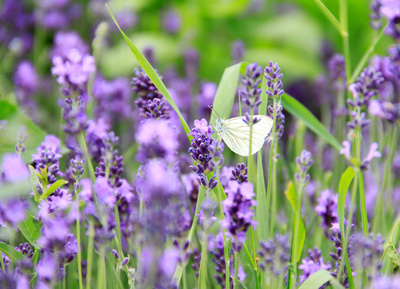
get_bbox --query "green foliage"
[0,242,24,262]
[106,5,191,140]
[298,270,344,289]
[281,94,342,151]
[18,211,42,249]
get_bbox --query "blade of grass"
[281,94,342,151]
[210,62,248,126]
[337,167,355,237]
[311,0,346,37]
[285,181,306,262]
[298,269,345,289]
[106,5,191,141]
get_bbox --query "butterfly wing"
[220,115,273,156]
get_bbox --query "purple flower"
[184,48,199,85]
[299,247,332,285]
[240,63,263,110]
[36,252,57,283]
[198,82,217,119]
[188,118,221,188]
[182,173,200,209]
[381,0,400,19]
[369,275,400,289]
[348,67,384,108]
[93,76,132,122]
[339,140,351,160]
[221,181,257,252]
[230,163,248,183]
[231,40,245,64]
[258,235,290,278]
[13,61,39,121]
[136,119,178,164]
[31,135,62,186]
[211,231,233,288]
[51,31,89,59]
[14,61,39,93]
[295,150,313,186]
[264,61,284,99]
[361,142,382,170]
[95,177,116,206]
[328,54,347,91]
[0,0,33,55]
[52,49,96,88]
[0,199,28,228]
[35,0,81,30]
[1,153,29,183]
[329,222,355,288]
[161,8,181,34]
[368,100,400,123]
[132,69,164,118]
[315,190,339,237]
[370,0,383,29]
[85,117,110,161]
[350,233,384,279]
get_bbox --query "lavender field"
[0,0,399,288]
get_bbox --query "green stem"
[77,132,96,184]
[312,0,347,36]
[339,0,351,86]
[173,186,206,284]
[0,252,5,272]
[114,203,130,275]
[198,209,210,289]
[351,23,388,83]
[183,264,188,289]
[270,142,277,238]
[234,252,239,289]
[76,191,84,289]
[266,99,277,239]
[338,173,359,285]
[290,184,303,289]
[86,221,94,289]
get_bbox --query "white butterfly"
[214,115,273,156]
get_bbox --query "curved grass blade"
[281,94,342,151]
[18,211,42,249]
[106,5,191,141]
[41,179,68,200]
[210,62,248,125]
[337,167,356,237]
[284,181,305,262]
[298,269,344,289]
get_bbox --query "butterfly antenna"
[208,105,221,119]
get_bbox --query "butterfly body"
[215,115,273,156]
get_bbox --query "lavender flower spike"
[221,181,257,252]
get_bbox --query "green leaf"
[298,269,344,289]
[18,211,42,248]
[0,242,24,262]
[106,5,191,141]
[32,249,40,266]
[284,181,305,262]
[41,179,68,200]
[337,167,356,237]
[281,94,342,151]
[210,62,248,126]
[0,100,66,162]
